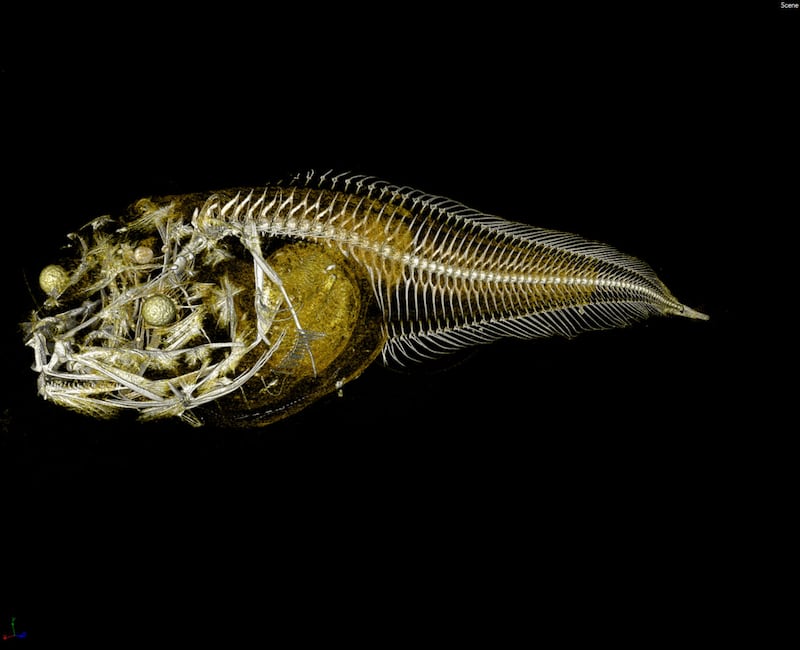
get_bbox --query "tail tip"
[678,304,710,321]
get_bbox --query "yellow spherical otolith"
[39,264,70,295]
[142,294,177,326]
[133,245,154,264]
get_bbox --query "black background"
[0,5,788,645]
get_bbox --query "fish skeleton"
[23,171,708,427]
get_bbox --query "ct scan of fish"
[22,171,708,427]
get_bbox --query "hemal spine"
[23,171,707,427]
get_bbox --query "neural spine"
[195,172,707,363]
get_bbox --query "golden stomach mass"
[210,241,387,427]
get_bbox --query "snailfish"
[23,171,708,427]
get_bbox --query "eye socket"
[39,264,70,295]
[142,294,177,326]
